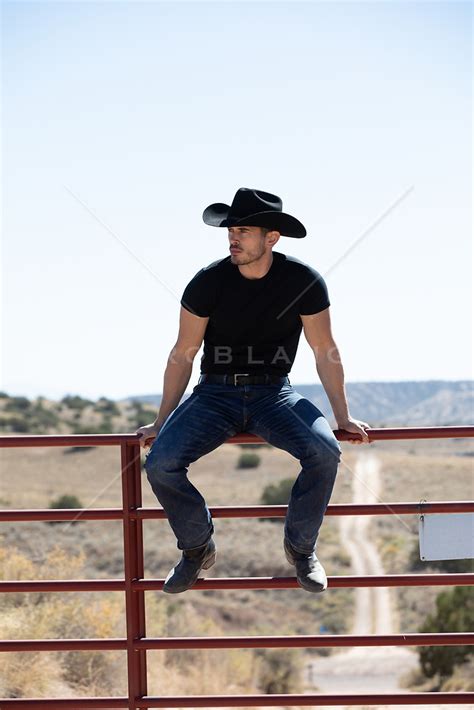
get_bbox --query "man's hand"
[136,423,161,449]
[336,416,371,445]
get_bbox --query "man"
[137,187,370,594]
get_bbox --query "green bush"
[261,478,294,506]
[0,416,30,433]
[30,406,60,430]
[418,586,474,680]
[94,397,120,416]
[61,395,94,411]
[236,452,261,469]
[49,494,83,509]
[48,494,84,525]
[4,396,31,412]
[63,446,96,454]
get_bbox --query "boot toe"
[295,560,327,593]
[163,564,195,594]
[284,538,328,592]
[162,539,216,594]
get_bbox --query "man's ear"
[267,230,281,246]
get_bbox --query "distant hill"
[123,380,473,427]
[3,381,469,436]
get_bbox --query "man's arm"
[136,306,209,448]
[300,308,370,444]
[152,306,209,428]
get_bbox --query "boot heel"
[202,551,216,570]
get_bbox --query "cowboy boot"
[284,538,327,593]
[163,538,216,594]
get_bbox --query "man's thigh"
[145,385,241,468]
[247,384,341,461]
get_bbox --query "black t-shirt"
[180,250,330,375]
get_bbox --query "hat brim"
[203,204,306,238]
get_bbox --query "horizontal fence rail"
[1,425,473,448]
[1,500,474,522]
[1,426,473,709]
[1,573,473,594]
[135,573,474,590]
[2,692,474,708]
[2,632,473,653]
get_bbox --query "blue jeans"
[144,379,342,554]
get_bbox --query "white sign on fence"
[419,513,474,561]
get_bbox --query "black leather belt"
[198,373,290,386]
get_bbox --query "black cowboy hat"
[202,187,306,238]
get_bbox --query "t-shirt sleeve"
[298,266,330,315]
[180,269,216,317]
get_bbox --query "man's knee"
[327,434,342,461]
[306,431,342,468]
[144,443,178,484]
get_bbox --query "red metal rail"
[1,425,473,448]
[1,500,473,523]
[2,693,474,708]
[1,572,473,593]
[1,631,474,653]
[0,426,473,709]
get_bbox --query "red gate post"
[121,442,148,710]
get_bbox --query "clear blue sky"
[2,1,472,400]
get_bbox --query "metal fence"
[0,425,473,708]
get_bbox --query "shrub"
[418,586,474,680]
[0,416,30,433]
[61,395,94,411]
[261,478,294,506]
[48,494,84,525]
[49,494,83,510]
[94,397,120,416]
[236,452,261,469]
[4,396,31,412]
[256,649,302,694]
[260,479,294,524]
[30,407,60,430]
[63,446,96,454]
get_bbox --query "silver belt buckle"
[233,372,250,386]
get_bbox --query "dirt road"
[305,450,422,707]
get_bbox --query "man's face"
[228,225,277,264]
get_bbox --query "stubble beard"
[231,242,266,266]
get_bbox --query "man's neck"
[238,252,274,280]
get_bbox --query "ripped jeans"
[144,379,342,553]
